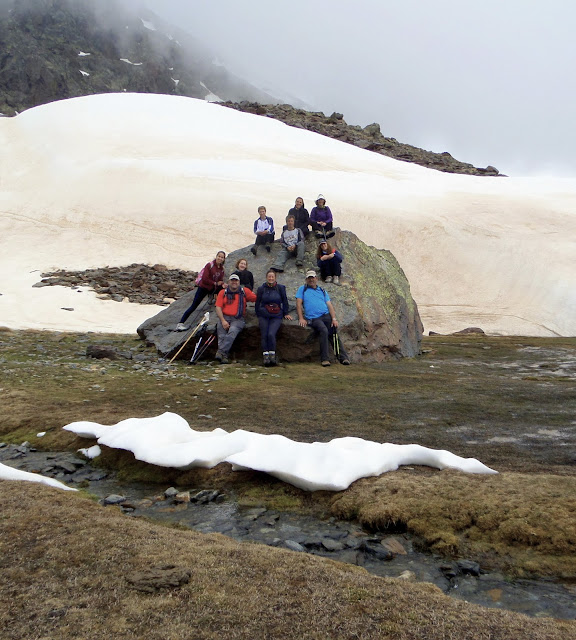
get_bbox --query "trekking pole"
[191,333,215,363]
[332,328,340,358]
[169,312,210,364]
[190,336,203,363]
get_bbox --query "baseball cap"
[229,274,240,281]
[305,270,317,278]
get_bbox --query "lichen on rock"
[138,229,423,363]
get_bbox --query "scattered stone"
[174,491,191,503]
[86,345,133,360]
[363,542,393,561]
[164,487,179,498]
[381,537,408,555]
[126,565,191,593]
[321,538,345,552]
[102,494,127,505]
[396,570,417,581]
[191,489,220,504]
[452,327,486,335]
[457,559,481,576]
[284,540,306,553]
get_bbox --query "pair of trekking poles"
[168,312,215,365]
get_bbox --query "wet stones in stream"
[2,446,576,620]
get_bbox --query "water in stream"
[2,444,575,620]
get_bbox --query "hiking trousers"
[272,241,305,270]
[217,314,246,356]
[308,314,349,362]
[258,316,283,351]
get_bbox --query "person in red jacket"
[176,251,225,330]
[214,274,257,364]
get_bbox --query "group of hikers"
[174,195,350,367]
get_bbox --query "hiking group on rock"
[175,195,350,367]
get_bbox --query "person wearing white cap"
[295,270,350,367]
[214,274,257,364]
[310,194,335,239]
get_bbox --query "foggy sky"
[152,2,574,176]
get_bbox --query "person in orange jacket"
[214,274,257,364]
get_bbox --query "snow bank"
[1,92,575,335]
[63,412,497,492]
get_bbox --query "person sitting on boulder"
[316,240,343,284]
[176,251,225,331]
[271,215,305,272]
[251,206,275,255]
[214,273,257,364]
[255,269,292,367]
[232,258,254,290]
[310,194,335,239]
[296,270,350,367]
[287,196,310,237]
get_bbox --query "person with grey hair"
[296,270,350,367]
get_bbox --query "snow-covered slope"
[0,93,574,336]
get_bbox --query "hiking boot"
[269,353,278,366]
[325,276,333,283]
[326,231,336,239]
[333,276,340,285]
[270,267,283,273]
[220,355,229,364]
[214,351,223,362]
[265,244,271,253]
[315,231,324,239]
[250,246,257,256]
[175,322,188,331]
[321,360,331,367]
[263,353,271,367]
[296,260,303,267]
[340,358,350,365]
[207,294,215,305]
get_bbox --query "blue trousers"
[258,316,283,351]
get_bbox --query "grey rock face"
[137,229,423,364]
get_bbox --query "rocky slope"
[221,102,501,176]
[0,0,501,177]
[0,0,277,116]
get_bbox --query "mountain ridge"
[0,0,500,176]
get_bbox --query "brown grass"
[1,481,575,640]
[1,330,575,578]
[331,469,576,577]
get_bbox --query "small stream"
[3,444,575,620]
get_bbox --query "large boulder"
[137,230,423,363]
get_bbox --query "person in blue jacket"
[316,240,343,284]
[251,206,275,255]
[255,269,292,366]
[296,270,350,367]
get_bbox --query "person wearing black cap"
[214,274,257,364]
[295,270,350,367]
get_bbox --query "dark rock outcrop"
[137,230,423,364]
[0,0,278,117]
[35,263,198,306]
[221,102,502,177]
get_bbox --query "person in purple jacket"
[310,194,335,239]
